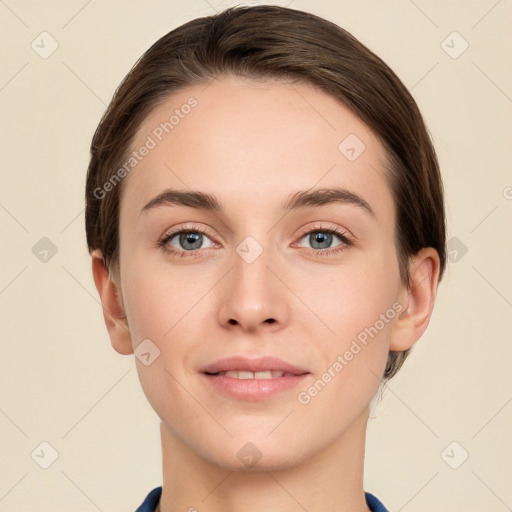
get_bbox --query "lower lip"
[200,373,309,400]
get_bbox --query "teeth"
[222,370,286,379]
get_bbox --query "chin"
[213,454,302,473]
[200,438,308,473]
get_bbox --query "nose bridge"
[217,231,289,330]
[235,235,272,291]
[232,233,276,306]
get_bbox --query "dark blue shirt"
[135,486,388,511]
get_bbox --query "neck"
[158,408,372,512]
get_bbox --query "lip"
[200,373,309,401]
[199,356,310,401]
[199,356,309,375]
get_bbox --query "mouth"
[204,370,303,379]
[199,356,310,400]
[200,355,309,376]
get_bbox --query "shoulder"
[135,486,162,512]
[136,487,386,512]
[365,491,389,512]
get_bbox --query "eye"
[158,225,215,257]
[157,223,353,259]
[296,225,353,255]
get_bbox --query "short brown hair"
[85,4,446,382]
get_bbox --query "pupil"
[180,232,202,250]
[311,232,331,249]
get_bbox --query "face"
[117,75,404,471]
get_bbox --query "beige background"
[1,0,511,511]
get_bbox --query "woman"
[85,5,446,511]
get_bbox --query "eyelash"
[157,223,353,259]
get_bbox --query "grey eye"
[300,231,342,250]
[169,231,214,251]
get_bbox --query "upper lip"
[200,356,309,375]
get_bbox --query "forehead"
[121,75,393,226]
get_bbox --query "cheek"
[121,257,208,341]
[296,254,400,347]
[293,263,397,428]
[290,244,400,407]
[121,263,204,411]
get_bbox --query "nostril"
[265,318,275,323]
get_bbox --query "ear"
[91,249,134,355]
[390,247,441,351]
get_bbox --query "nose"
[216,239,291,332]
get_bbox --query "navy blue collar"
[136,486,389,511]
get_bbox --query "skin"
[92,75,440,512]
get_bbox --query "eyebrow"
[139,186,375,218]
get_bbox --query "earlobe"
[390,247,441,352]
[91,250,134,355]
